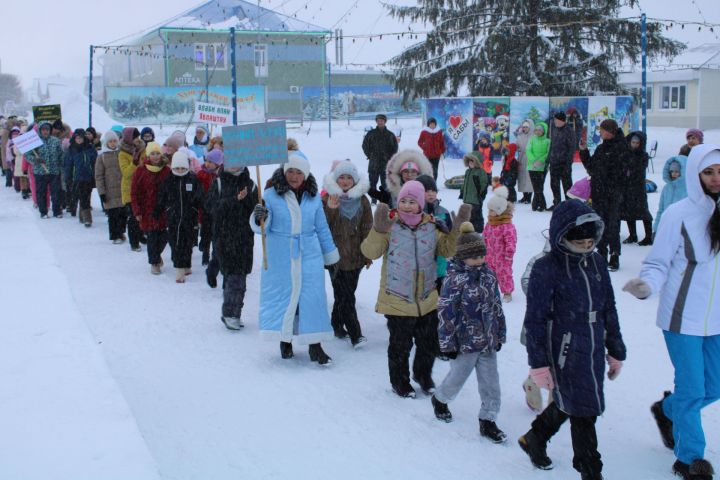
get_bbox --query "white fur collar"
[422,126,442,134]
[323,172,370,199]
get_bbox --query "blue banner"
[222,121,288,168]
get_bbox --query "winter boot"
[206,267,218,288]
[638,236,654,246]
[412,375,436,395]
[431,395,452,422]
[673,459,715,480]
[392,382,416,399]
[480,419,507,444]
[201,249,210,266]
[581,472,604,480]
[608,253,620,272]
[503,293,512,303]
[523,376,544,413]
[351,336,367,349]
[151,264,161,275]
[175,268,186,283]
[280,341,294,359]
[221,316,244,330]
[308,343,332,366]
[651,391,675,449]
[82,209,92,227]
[622,235,638,244]
[518,431,554,470]
[333,327,349,339]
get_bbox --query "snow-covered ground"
[3,84,720,479]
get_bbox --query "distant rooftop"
[661,43,720,69]
[132,0,329,41]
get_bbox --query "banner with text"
[106,86,265,124]
[32,104,62,123]
[222,121,288,169]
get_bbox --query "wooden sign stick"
[256,165,268,270]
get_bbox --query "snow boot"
[201,249,209,266]
[392,382,416,399]
[431,395,452,422]
[175,268,186,283]
[351,336,367,349]
[333,327,349,340]
[673,459,715,480]
[480,419,507,444]
[608,253,620,272]
[280,341,294,359]
[206,267,218,288]
[308,343,332,366]
[581,472,604,480]
[221,316,243,331]
[523,376,544,413]
[518,431,554,470]
[81,208,92,227]
[151,264,161,275]
[413,375,436,395]
[638,236,654,246]
[651,391,675,449]
[622,235,638,244]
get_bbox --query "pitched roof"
[661,43,720,69]
[139,0,329,37]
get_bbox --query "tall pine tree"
[386,1,683,101]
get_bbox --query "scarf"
[488,212,513,226]
[146,164,163,173]
[398,211,422,227]
[339,195,361,220]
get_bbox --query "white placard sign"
[193,101,234,126]
[14,130,44,154]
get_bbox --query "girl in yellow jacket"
[361,180,470,398]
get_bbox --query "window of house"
[660,85,686,110]
[629,85,653,111]
[254,44,268,78]
[194,44,205,69]
[195,43,227,71]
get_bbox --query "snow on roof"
[137,0,328,38]
[622,43,720,73]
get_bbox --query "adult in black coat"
[620,131,653,246]
[579,119,629,271]
[547,112,577,208]
[361,114,398,198]
[206,166,258,329]
[154,156,204,279]
[520,199,626,477]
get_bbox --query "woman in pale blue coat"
[251,154,340,365]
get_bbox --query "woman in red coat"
[131,142,170,274]
[417,117,445,181]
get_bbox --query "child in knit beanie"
[197,148,224,266]
[433,221,507,444]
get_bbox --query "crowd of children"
[2,112,717,480]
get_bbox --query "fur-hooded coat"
[385,149,434,200]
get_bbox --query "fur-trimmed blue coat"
[250,168,339,344]
[524,200,626,417]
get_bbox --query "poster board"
[222,121,288,169]
[32,104,62,123]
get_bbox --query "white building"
[619,43,720,130]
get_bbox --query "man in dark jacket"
[362,114,398,201]
[547,112,577,209]
[579,119,629,271]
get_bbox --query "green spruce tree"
[386,1,683,101]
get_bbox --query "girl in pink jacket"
[484,186,517,302]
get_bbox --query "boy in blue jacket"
[432,222,507,444]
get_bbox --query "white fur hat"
[487,186,509,215]
[284,153,311,178]
[171,151,190,170]
[332,159,360,183]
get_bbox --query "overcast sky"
[2,0,718,86]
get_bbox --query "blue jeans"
[662,330,720,464]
